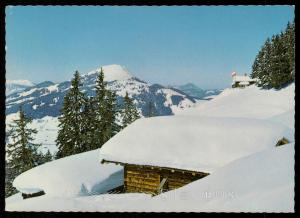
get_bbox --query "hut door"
[156,177,168,194]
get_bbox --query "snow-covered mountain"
[6,65,196,119]
[173,83,222,99]
[6,80,35,96]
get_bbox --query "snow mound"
[13,149,123,197]
[178,83,294,119]
[99,116,293,172]
[86,64,132,82]
[153,143,294,212]
[7,144,294,212]
[267,109,294,130]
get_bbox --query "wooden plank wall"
[124,164,208,194]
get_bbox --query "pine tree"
[5,160,18,197]
[122,92,140,128]
[103,90,121,139]
[81,96,97,151]
[251,21,295,89]
[6,106,43,197]
[269,34,290,89]
[7,106,42,174]
[92,68,121,149]
[56,71,86,158]
[285,21,295,79]
[38,149,53,164]
[93,68,108,148]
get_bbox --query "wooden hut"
[232,73,257,88]
[99,116,292,195]
[101,160,209,195]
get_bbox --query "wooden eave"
[101,159,209,176]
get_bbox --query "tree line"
[5,68,140,197]
[251,21,295,89]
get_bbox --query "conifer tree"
[6,106,44,197]
[92,68,121,149]
[122,92,140,128]
[5,160,18,197]
[285,21,295,79]
[103,90,121,140]
[6,106,42,175]
[269,34,290,89]
[81,96,97,151]
[93,68,108,148]
[56,71,86,158]
[251,21,295,89]
[38,149,53,164]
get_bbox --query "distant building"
[231,72,256,88]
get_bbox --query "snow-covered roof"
[13,149,123,197]
[239,81,250,85]
[99,116,293,172]
[232,75,256,83]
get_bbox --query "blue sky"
[6,6,294,89]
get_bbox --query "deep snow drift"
[150,143,294,212]
[100,116,293,172]
[6,143,294,212]
[178,83,294,119]
[13,149,123,197]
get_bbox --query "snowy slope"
[6,80,34,95]
[13,149,123,197]
[99,116,293,172]
[6,144,294,212]
[267,109,294,130]
[150,143,294,212]
[178,84,294,119]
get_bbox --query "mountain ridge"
[6,65,196,119]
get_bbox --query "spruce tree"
[93,68,108,148]
[92,68,121,149]
[103,90,121,140]
[122,92,140,128]
[81,96,97,151]
[285,21,295,79]
[6,106,42,175]
[5,160,18,197]
[56,71,86,158]
[38,149,53,164]
[6,106,43,197]
[269,34,290,89]
[251,21,295,89]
